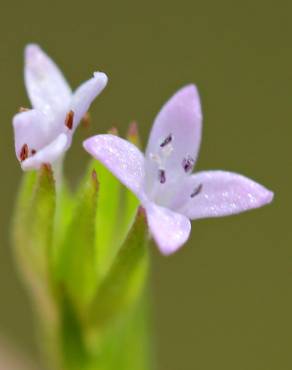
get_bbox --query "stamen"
[65,110,74,130]
[190,184,203,198]
[19,107,30,113]
[160,134,172,147]
[182,156,195,173]
[158,169,166,184]
[31,149,37,155]
[19,144,29,162]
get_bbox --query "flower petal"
[145,85,202,192]
[145,201,191,255]
[21,133,68,170]
[13,109,52,157]
[69,72,108,131]
[24,44,72,114]
[83,134,145,197]
[176,171,274,219]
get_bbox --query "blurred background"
[0,0,291,369]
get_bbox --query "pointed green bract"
[59,292,89,370]
[12,170,37,289]
[119,190,139,245]
[13,165,56,284]
[30,165,56,278]
[13,170,37,253]
[12,165,56,323]
[94,160,121,276]
[82,127,142,281]
[89,207,149,327]
[58,170,99,309]
[52,181,75,268]
[85,158,123,280]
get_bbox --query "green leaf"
[95,161,122,276]
[13,170,37,251]
[119,190,139,245]
[89,291,154,370]
[12,166,56,320]
[89,207,149,328]
[84,158,122,279]
[12,170,37,287]
[52,181,75,268]
[58,170,99,309]
[84,126,142,280]
[59,291,89,370]
[31,165,56,277]
[12,165,56,283]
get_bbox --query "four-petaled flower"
[83,85,273,255]
[13,44,108,170]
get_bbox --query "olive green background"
[0,0,290,369]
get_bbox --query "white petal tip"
[176,83,200,100]
[157,242,187,256]
[93,71,108,87]
[146,203,191,256]
[83,137,94,153]
[25,43,42,60]
[83,135,112,154]
[247,184,274,210]
[261,189,274,206]
[179,84,202,119]
[182,83,198,93]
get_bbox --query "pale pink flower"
[13,44,108,170]
[83,85,273,255]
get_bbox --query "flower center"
[149,133,174,185]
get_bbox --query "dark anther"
[65,110,74,130]
[158,169,166,184]
[190,183,203,198]
[160,134,172,147]
[182,156,195,173]
[31,149,37,155]
[19,144,29,162]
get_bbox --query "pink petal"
[24,44,72,114]
[83,134,145,197]
[145,85,202,191]
[70,72,108,131]
[21,133,68,171]
[176,171,274,219]
[145,201,191,255]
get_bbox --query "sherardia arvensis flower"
[83,85,274,255]
[13,44,108,170]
